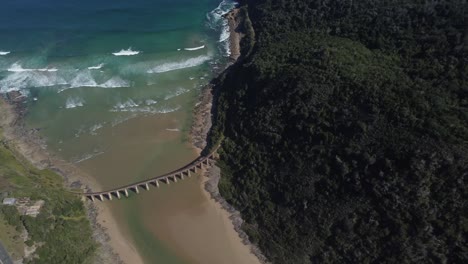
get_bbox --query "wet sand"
[0,97,143,264]
[136,172,261,264]
[0,5,264,264]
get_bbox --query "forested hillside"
[211,0,468,263]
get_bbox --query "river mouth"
[0,0,261,263]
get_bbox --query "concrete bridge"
[82,152,217,202]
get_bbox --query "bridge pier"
[150,180,159,187]
[81,149,220,202]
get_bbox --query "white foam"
[88,63,104,70]
[154,106,181,114]
[111,104,181,114]
[113,99,139,110]
[0,51,10,56]
[206,0,236,56]
[65,96,85,109]
[164,87,189,100]
[70,71,98,88]
[145,99,158,106]
[147,55,211,74]
[89,123,104,135]
[7,63,58,72]
[219,24,230,42]
[184,45,205,51]
[74,151,105,163]
[98,76,129,88]
[0,70,67,92]
[69,71,129,89]
[112,48,140,56]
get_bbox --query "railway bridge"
[82,151,217,202]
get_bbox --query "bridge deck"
[82,152,216,197]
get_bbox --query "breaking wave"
[98,76,129,88]
[145,99,158,105]
[8,63,58,72]
[111,99,180,114]
[206,0,236,56]
[113,99,139,110]
[147,55,211,74]
[65,96,85,109]
[184,45,205,51]
[70,71,98,88]
[68,71,130,89]
[0,63,130,93]
[112,48,140,56]
[0,70,67,92]
[0,51,11,56]
[164,87,189,100]
[88,63,104,70]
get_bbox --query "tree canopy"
[211,0,468,263]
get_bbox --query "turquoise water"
[0,0,235,160]
[0,1,241,263]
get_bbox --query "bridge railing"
[81,149,219,198]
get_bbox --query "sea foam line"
[184,45,205,51]
[88,63,104,70]
[0,51,10,56]
[74,151,105,163]
[147,55,211,74]
[7,63,57,72]
[65,96,85,109]
[112,48,140,56]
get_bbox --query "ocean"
[0,0,234,160]
[0,1,258,264]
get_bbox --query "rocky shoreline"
[190,7,269,264]
[0,4,264,264]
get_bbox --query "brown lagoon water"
[0,0,260,263]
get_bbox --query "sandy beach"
[190,7,267,264]
[0,97,143,264]
[0,5,262,264]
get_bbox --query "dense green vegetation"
[212,0,468,263]
[0,129,96,263]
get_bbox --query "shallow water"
[0,0,260,263]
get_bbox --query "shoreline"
[0,95,143,264]
[0,4,260,264]
[190,7,269,264]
